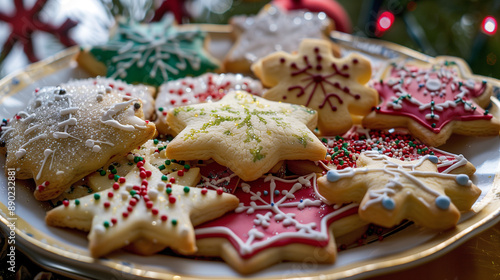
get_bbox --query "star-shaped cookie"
[362,59,500,146]
[317,151,481,229]
[252,38,378,136]
[45,159,239,257]
[165,91,327,181]
[194,173,365,274]
[224,5,334,73]
[77,14,220,86]
[0,85,155,201]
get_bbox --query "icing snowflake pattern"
[195,173,358,257]
[90,15,219,86]
[320,151,481,229]
[373,62,491,133]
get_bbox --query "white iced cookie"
[0,85,156,200]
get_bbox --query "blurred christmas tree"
[340,0,500,78]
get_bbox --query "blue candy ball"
[435,195,451,210]
[326,170,341,182]
[382,196,396,210]
[428,155,439,164]
[455,174,469,186]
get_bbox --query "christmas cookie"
[45,159,239,257]
[224,5,336,73]
[166,91,327,181]
[51,139,198,205]
[252,38,378,136]
[62,77,156,120]
[317,151,481,229]
[77,14,220,87]
[194,172,366,274]
[287,126,476,176]
[155,73,265,134]
[363,59,500,147]
[0,85,155,201]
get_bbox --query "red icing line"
[286,47,358,111]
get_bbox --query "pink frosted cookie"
[62,77,156,120]
[155,73,265,134]
[194,172,366,274]
[363,59,500,146]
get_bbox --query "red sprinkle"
[62,200,69,207]
[161,215,168,221]
[201,188,208,195]
[151,208,159,215]
[217,188,223,195]
[177,170,184,177]
[122,212,129,218]
[104,201,111,208]
[107,192,114,198]
[145,170,152,177]
[146,201,154,209]
[111,218,118,224]
[119,177,126,184]
[169,177,176,183]
[169,196,176,204]
[113,183,120,190]
[127,206,133,212]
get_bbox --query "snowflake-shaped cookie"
[45,159,239,257]
[78,14,220,86]
[166,91,327,181]
[194,173,363,274]
[317,151,481,229]
[363,59,500,146]
[1,85,155,201]
[224,5,333,73]
[252,38,378,136]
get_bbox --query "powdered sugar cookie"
[317,151,481,229]
[224,5,335,73]
[62,77,156,120]
[166,91,327,181]
[77,15,220,87]
[0,85,155,201]
[194,172,366,274]
[45,158,239,257]
[155,73,265,134]
[363,59,500,147]
[252,39,378,136]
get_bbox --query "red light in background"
[482,16,497,35]
[376,11,395,34]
